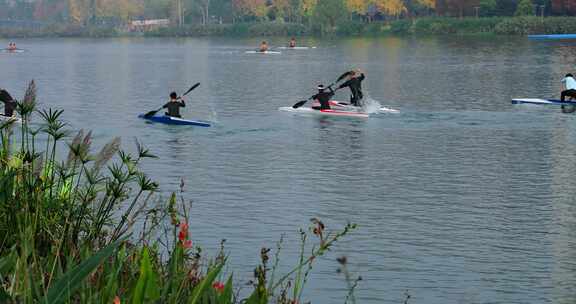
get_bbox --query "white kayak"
[511,98,576,106]
[0,115,22,123]
[1,49,25,53]
[245,50,281,54]
[277,46,316,50]
[312,100,399,114]
[279,106,369,118]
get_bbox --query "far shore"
[1,16,576,39]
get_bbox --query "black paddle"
[143,83,201,118]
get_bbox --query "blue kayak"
[511,98,576,106]
[528,34,576,40]
[138,114,211,127]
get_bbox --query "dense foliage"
[0,0,564,31]
[0,81,359,303]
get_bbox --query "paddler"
[338,69,365,106]
[289,37,296,48]
[0,89,17,117]
[311,84,335,110]
[7,43,16,51]
[561,73,576,102]
[162,92,185,118]
[259,41,269,52]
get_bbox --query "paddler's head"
[170,92,177,100]
[566,73,574,78]
[317,84,326,92]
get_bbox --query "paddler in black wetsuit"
[311,84,334,110]
[338,69,365,106]
[163,92,185,118]
[0,89,17,117]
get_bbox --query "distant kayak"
[1,48,25,53]
[138,114,211,127]
[277,46,316,50]
[245,50,281,54]
[511,98,576,106]
[278,106,369,118]
[528,34,576,40]
[0,115,22,123]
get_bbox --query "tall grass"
[0,81,357,303]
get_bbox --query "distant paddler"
[259,41,269,52]
[7,43,17,51]
[0,89,17,118]
[289,37,296,48]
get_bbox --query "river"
[1,35,575,303]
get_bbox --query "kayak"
[0,115,22,123]
[313,100,399,113]
[138,114,211,127]
[528,34,576,40]
[511,98,576,106]
[277,46,316,50]
[278,106,369,118]
[245,50,281,54]
[1,49,25,53]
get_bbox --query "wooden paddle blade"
[292,100,308,109]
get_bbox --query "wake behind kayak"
[138,114,211,127]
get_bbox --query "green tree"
[479,0,497,16]
[313,0,346,32]
[515,0,533,16]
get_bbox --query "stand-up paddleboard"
[528,34,576,40]
[279,106,369,118]
[511,98,576,106]
[138,114,211,127]
[0,115,22,124]
[277,46,316,50]
[245,50,281,54]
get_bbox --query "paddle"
[143,83,200,118]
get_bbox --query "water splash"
[362,94,400,114]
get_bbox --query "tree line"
[0,0,563,28]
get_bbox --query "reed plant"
[0,81,357,303]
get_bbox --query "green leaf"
[132,247,160,304]
[0,285,12,303]
[45,240,122,304]
[189,263,224,304]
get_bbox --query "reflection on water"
[1,36,576,303]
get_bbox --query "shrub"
[0,81,358,303]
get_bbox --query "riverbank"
[0,81,358,303]
[2,16,576,38]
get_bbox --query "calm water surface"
[2,36,576,303]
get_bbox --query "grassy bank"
[2,16,576,38]
[0,81,359,303]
